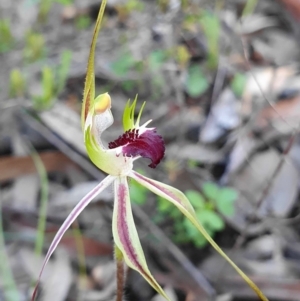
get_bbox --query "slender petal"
[112,176,170,301]
[129,171,269,301]
[81,0,107,130]
[31,175,115,301]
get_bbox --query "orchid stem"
[72,220,87,280]
[115,245,126,301]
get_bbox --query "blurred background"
[1,0,300,300]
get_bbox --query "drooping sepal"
[129,171,269,301]
[112,176,170,301]
[31,175,115,301]
[108,128,165,168]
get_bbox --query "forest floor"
[1,0,300,300]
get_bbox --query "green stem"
[242,0,258,16]
[30,148,49,256]
[115,245,126,301]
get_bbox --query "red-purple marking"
[116,182,154,284]
[109,128,165,168]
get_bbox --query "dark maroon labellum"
[108,128,165,168]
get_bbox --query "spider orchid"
[32,1,269,301]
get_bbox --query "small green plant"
[242,0,259,16]
[55,50,72,95]
[202,182,237,217]
[185,64,209,97]
[156,183,237,247]
[117,0,144,19]
[231,73,247,97]
[132,175,238,248]
[175,45,190,69]
[199,11,220,70]
[111,52,138,77]
[0,19,14,53]
[24,31,45,62]
[33,66,55,110]
[9,69,26,98]
[75,16,92,30]
[32,50,72,110]
[124,0,144,12]
[38,0,52,22]
[148,50,169,98]
[111,52,144,93]
[148,50,167,71]
[32,2,269,300]
[55,0,74,4]
[38,0,75,21]
[111,49,169,96]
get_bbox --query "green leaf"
[197,210,224,231]
[185,190,205,209]
[55,0,74,5]
[76,16,91,30]
[215,187,237,216]
[231,73,247,97]
[202,182,219,200]
[183,219,210,247]
[219,188,238,202]
[56,50,72,94]
[199,11,220,69]
[0,19,14,53]
[9,69,26,98]
[149,50,166,71]
[157,196,173,213]
[186,65,208,97]
[111,52,136,76]
[122,80,135,92]
[42,66,54,103]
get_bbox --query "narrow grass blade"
[29,148,49,257]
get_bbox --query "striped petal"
[129,171,269,301]
[31,175,115,301]
[112,176,170,301]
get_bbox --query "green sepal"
[123,95,146,131]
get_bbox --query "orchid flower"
[32,1,269,301]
